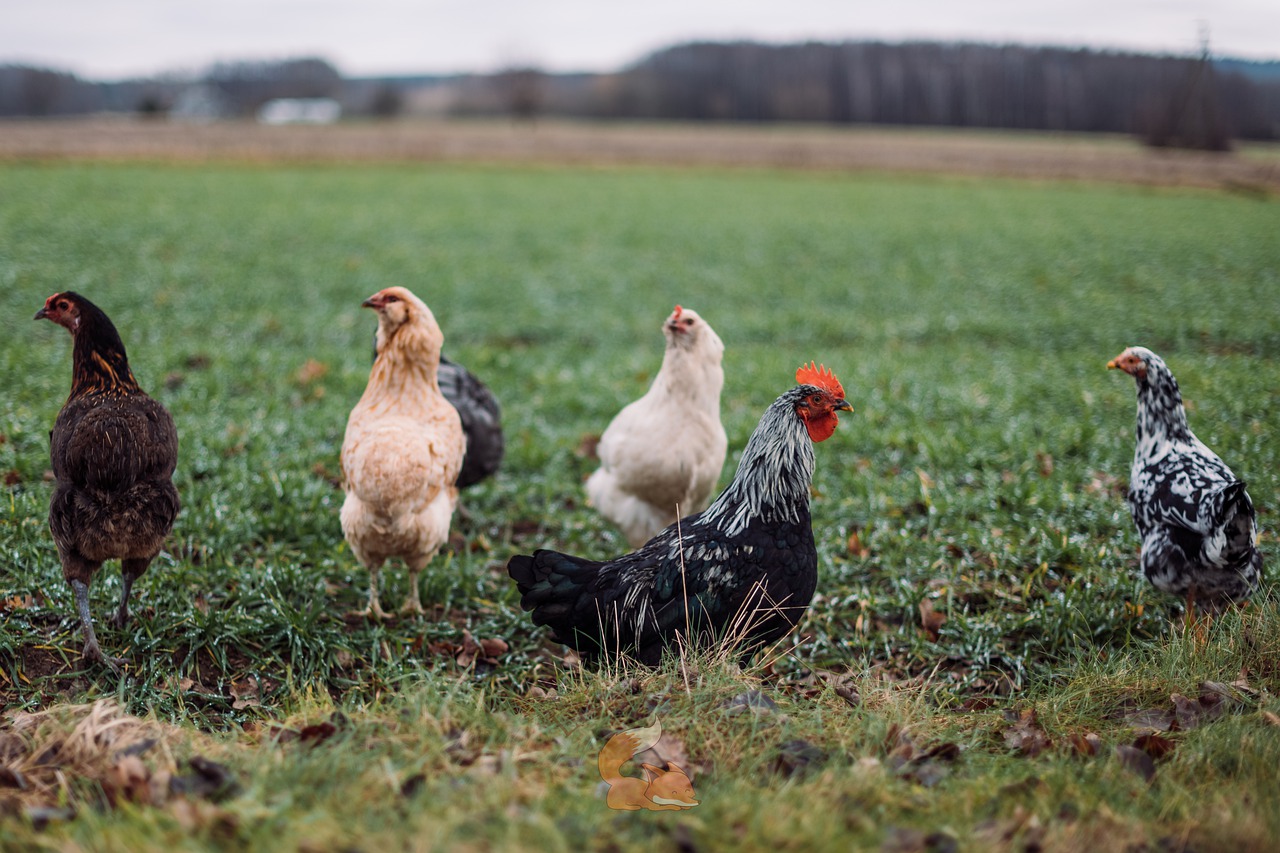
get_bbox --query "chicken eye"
[384,295,400,303]
[682,318,694,326]
[57,300,69,311]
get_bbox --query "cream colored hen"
[586,305,727,548]
[341,287,465,619]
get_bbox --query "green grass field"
[1,160,1278,851]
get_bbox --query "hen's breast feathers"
[1130,432,1237,535]
[342,408,463,509]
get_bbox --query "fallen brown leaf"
[918,598,947,641]
[1115,745,1156,782]
[298,722,338,746]
[1068,732,1102,757]
[1172,692,1225,730]
[768,738,825,779]
[1123,708,1174,733]
[1002,708,1051,757]
[294,358,329,385]
[228,678,262,711]
[1133,733,1176,760]
[575,433,601,459]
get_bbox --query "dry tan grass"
[0,700,197,818]
[1,116,1277,191]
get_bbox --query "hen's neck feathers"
[702,388,814,536]
[650,333,724,416]
[1133,357,1193,460]
[362,313,446,412]
[68,304,140,399]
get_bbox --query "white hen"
[341,287,465,619]
[586,305,727,548]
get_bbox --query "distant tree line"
[0,57,342,119]
[1,41,1277,145]
[456,41,1280,145]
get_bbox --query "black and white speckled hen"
[373,335,503,489]
[507,363,852,665]
[1109,346,1262,615]
[35,292,180,673]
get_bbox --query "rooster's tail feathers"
[507,550,601,624]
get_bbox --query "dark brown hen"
[36,292,179,674]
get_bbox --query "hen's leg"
[399,568,424,614]
[111,557,150,629]
[70,578,125,675]
[351,564,390,620]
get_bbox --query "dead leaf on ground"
[1115,745,1156,782]
[1261,711,1280,728]
[575,433,601,459]
[835,685,861,709]
[3,470,20,487]
[228,678,262,711]
[769,738,825,779]
[1172,692,1225,730]
[1085,470,1125,496]
[1036,451,1054,477]
[882,826,959,853]
[1202,679,1258,702]
[1123,708,1174,733]
[298,722,338,746]
[847,530,870,558]
[1068,732,1102,757]
[1133,733,1176,760]
[1002,708,1051,757]
[918,598,946,641]
[294,358,329,385]
[722,690,778,717]
[974,806,1044,849]
[454,631,507,667]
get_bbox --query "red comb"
[672,304,683,319]
[796,362,844,398]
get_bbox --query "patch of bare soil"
[1,117,1276,191]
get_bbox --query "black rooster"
[1109,346,1262,616]
[508,363,852,665]
[372,334,503,489]
[36,292,180,673]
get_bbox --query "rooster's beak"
[1106,358,1120,370]
[835,399,853,413]
[361,296,380,309]
[33,307,47,321]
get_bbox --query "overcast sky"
[5,1,1278,80]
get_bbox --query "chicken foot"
[399,567,426,616]
[109,557,149,629]
[71,578,126,675]
[1185,584,1210,645]
[351,565,391,620]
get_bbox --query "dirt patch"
[1,117,1276,191]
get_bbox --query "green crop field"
[1,160,1278,851]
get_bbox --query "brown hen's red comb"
[796,362,845,398]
